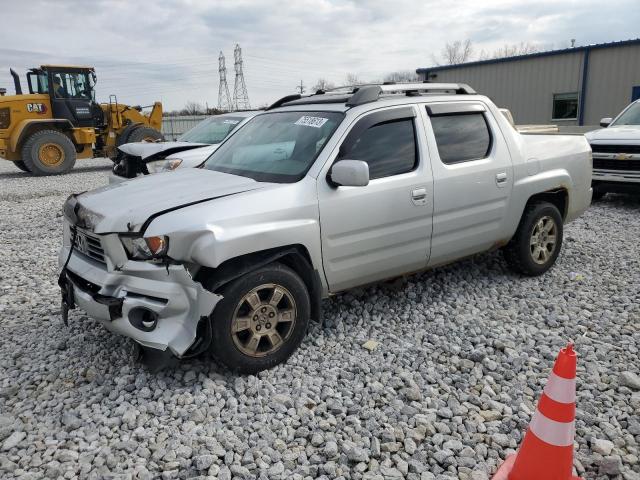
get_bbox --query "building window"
[430,113,492,164]
[552,93,579,120]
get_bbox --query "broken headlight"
[121,235,169,260]
[146,158,183,174]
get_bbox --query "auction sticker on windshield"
[223,120,240,124]
[295,116,329,128]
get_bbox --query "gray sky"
[1,0,638,110]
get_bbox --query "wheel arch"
[11,119,74,152]
[524,187,568,221]
[195,244,323,323]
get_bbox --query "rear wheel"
[13,160,31,173]
[503,201,563,276]
[208,263,310,374]
[126,126,163,143]
[21,130,76,175]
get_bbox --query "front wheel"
[208,263,310,374]
[21,130,77,175]
[503,201,563,276]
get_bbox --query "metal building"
[416,39,640,129]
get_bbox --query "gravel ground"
[1,158,639,480]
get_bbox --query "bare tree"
[433,39,474,65]
[181,101,204,116]
[383,71,420,83]
[312,78,335,92]
[491,41,539,59]
[345,73,362,86]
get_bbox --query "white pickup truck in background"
[585,99,640,199]
[58,83,592,373]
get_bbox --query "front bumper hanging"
[58,240,221,357]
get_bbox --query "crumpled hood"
[69,168,264,233]
[167,144,219,168]
[118,141,210,160]
[585,125,640,142]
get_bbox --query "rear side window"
[339,119,417,179]
[430,113,491,164]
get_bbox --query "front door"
[49,71,95,127]
[318,106,433,292]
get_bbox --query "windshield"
[179,116,245,144]
[52,72,93,100]
[612,102,640,126]
[203,111,343,183]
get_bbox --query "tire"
[13,160,31,173]
[503,201,563,276]
[126,126,164,143]
[21,130,76,175]
[208,263,310,374]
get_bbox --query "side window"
[339,118,417,179]
[430,113,491,164]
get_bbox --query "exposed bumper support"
[58,245,220,356]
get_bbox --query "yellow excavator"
[0,65,164,175]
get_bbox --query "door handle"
[411,188,427,200]
[411,187,428,205]
[495,172,508,186]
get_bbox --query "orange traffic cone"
[492,342,582,480]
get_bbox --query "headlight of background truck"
[146,158,183,173]
[121,235,169,259]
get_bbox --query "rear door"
[420,102,514,266]
[317,106,434,292]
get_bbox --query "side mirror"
[600,117,612,128]
[330,160,370,187]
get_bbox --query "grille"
[71,227,106,265]
[593,158,640,171]
[591,144,640,154]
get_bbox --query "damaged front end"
[58,195,221,365]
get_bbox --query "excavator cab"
[25,65,104,128]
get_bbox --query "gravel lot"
[1,158,639,480]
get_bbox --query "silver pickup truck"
[58,83,592,373]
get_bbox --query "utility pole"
[233,44,251,110]
[296,80,305,95]
[217,51,232,112]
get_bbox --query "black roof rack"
[267,82,476,110]
[266,94,301,110]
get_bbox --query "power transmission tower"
[296,80,305,95]
[233,44,251,110]
[218,51,232,112]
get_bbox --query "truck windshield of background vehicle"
[203,111,344,183]
[179,116,246,144]
[611,102,640,126]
